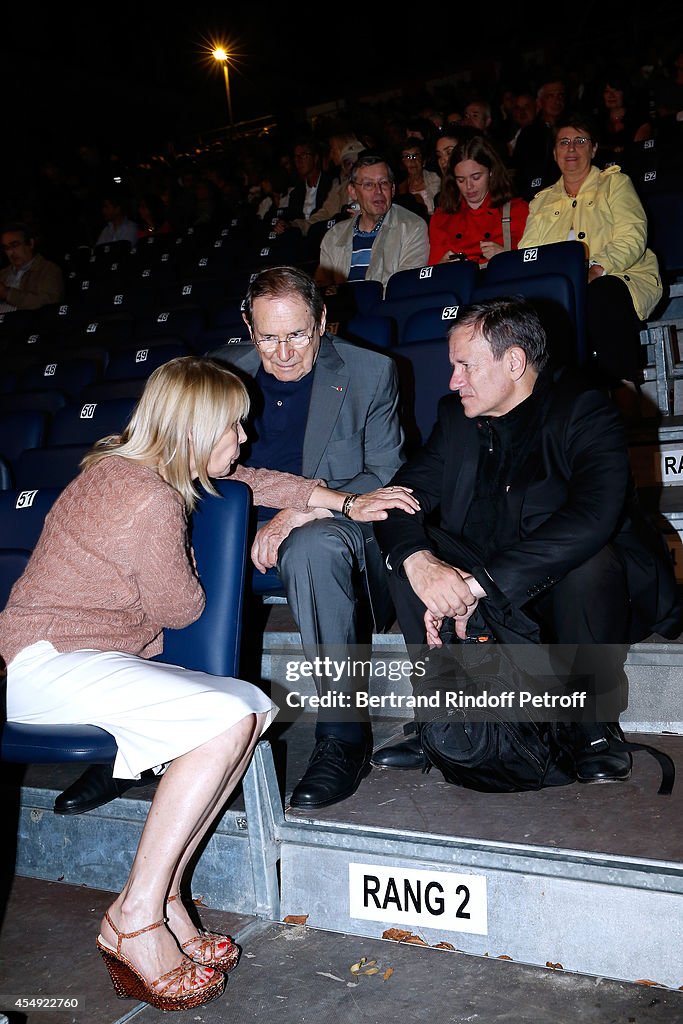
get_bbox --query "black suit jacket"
[375,367,681,642]
[281,171,335,224]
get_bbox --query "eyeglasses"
[556,136,591,148]
[402,153,421,161]
[353,179,393,192]
[252,328,315,353]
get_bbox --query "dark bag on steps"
[417,620,675,795]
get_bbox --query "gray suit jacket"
[209,333,406,629]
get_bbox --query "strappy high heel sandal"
[96,911,226,1011]
[167,892,241,972]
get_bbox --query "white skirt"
[6,641,278,779]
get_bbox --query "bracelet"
[341,493,360,518]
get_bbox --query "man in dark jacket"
[372,296,681,778]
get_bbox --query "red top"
[428,194,529,265]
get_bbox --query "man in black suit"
[372,296,681,778]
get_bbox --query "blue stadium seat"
[46,397,137,446]
[17,357,103,401]
[369,291,461,346]
[484,240,587,364]
[1,389,69,416]
[134,306,206,346]
[103,339,191,382]
[0,486,62,549]
[391,339,452,451]
[472,273,579,370]
[384,260,479,303]
[401,303,462,345]
[0,410,48,477]
[343,313,396,350]
[13,444,91,490]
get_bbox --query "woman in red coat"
[429,134,528,266]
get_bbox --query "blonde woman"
[0,356,415,1011]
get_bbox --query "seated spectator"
[371,296,680,775]
[396,138,441,218]
[315,151,429,292]
[429,135,528,266]
[0,357,278,1010]
[0,222,64,312]
[507,91,538,158]
[96,190,139,247]
[518,112,663,414]
[593,69,653,169]
[512,75,567,200]
[295,137,366,235]
[462,98,493,134]
[136,193,171,239]
[274,137,335,237]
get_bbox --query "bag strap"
[502,201,512,251]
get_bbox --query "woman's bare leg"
[164,717,266,951]
[99,713,264,992]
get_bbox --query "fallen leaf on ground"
[283,914,309,925]
[383,968,394,981]
[404,935,428,946]
[351,957,378,975]
[497,955,513,961]
[382,928,413,942]
[191,895,206,906]
[546,962,563,970]
[433,942,455,950]
[635,979,663,986]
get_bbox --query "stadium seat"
[16,357,103,401]
[484,240,587,364]
[369,291,461,346]
[471,273,580,371]
[46,396,137,446]
[391,339,452,452]
[343,313,396,350]
[384,260,479,304]
[0,410,48,477]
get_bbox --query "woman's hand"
[347,486,420,521]
[480,240,504,262]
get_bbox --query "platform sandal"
[96,911,226,1011]
[167,892,241,972]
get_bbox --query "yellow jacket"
[518,165,662,320]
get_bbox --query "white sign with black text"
[348,863,487,935]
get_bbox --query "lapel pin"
[331,385,344,392]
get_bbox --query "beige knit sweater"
[0,456,320,667]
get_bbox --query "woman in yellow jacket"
[518,112,662,400]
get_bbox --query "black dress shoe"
[370,722,426,770]
[53,763,157,815]
[289,737,371,809]
[574,723,632,784]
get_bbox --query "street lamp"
[212,47,234,127]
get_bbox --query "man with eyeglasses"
[0,222,64,313]
[511,75,567,200]
[274,138,334,239]
[208,265,417,808]
[314,152,429,291]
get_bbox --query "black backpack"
[416,624,675,796]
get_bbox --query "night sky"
[4,3,682,168]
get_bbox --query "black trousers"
[585,275,642,385]
[388,526,631,718]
